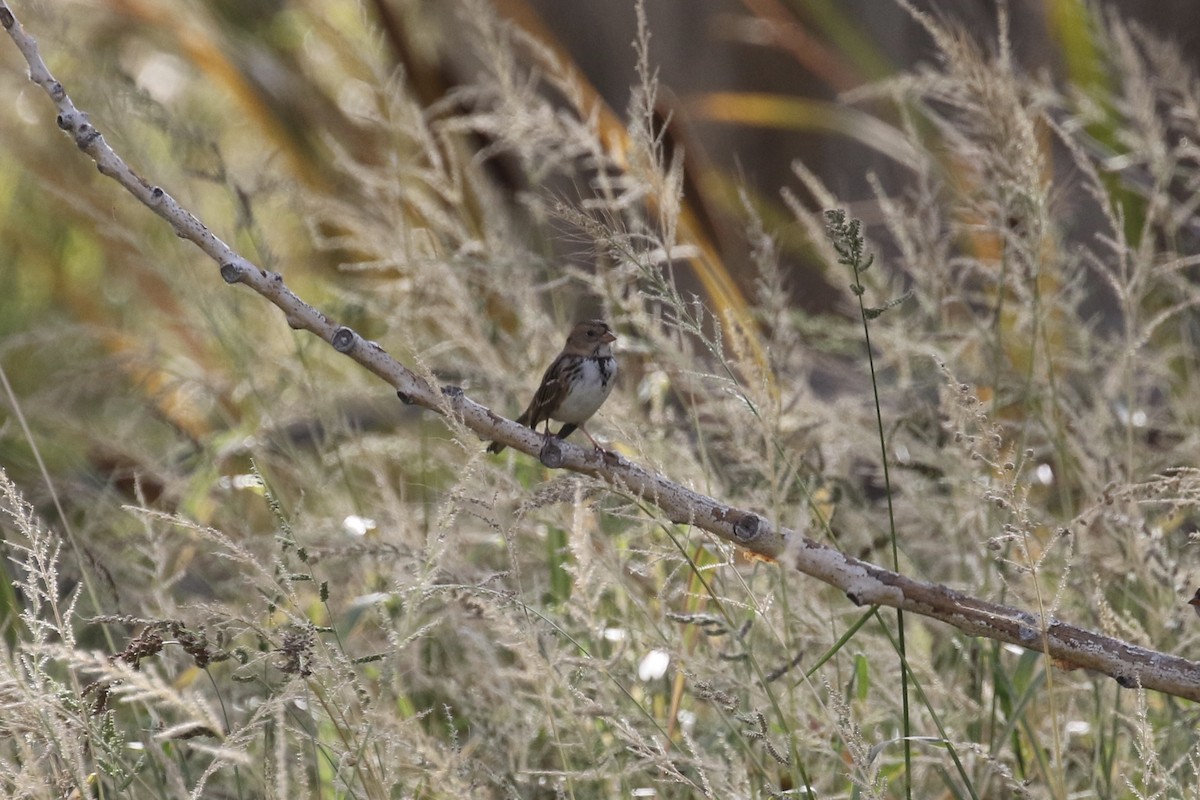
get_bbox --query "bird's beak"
[1190,591,1200,607]
[601,331,616,343]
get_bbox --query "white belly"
[552,357,615,423]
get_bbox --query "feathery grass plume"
[8,0,1200,797]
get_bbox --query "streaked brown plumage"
[487,320,617,454]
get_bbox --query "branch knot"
[331,327,357,354]
[733,513,761,543]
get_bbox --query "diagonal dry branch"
[4,1,1200,702]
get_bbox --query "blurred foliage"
[1,0,1200,798]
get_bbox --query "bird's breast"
[552,356,616,423]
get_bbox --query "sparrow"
[1189,588,1200,618]
[487,320,617,454]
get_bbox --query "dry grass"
[2,1,1200,798]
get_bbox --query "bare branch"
[3,1,1199,702]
